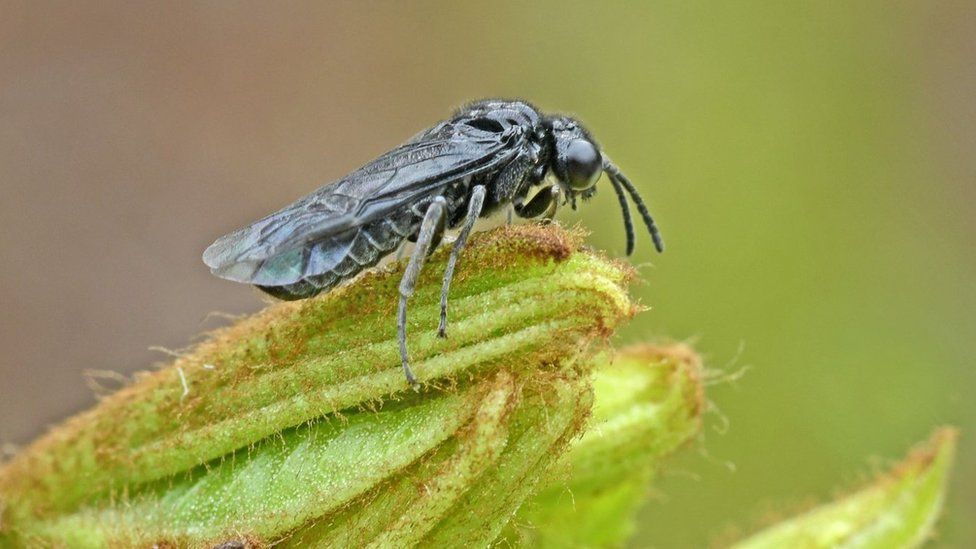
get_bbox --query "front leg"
[514,184,561,220]
[438,185,487,338]
[398,197,447,386]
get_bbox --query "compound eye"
[560,139,602,191]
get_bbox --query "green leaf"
[0,224,636,547]
[731,428,958,549]
[499,343,705,547]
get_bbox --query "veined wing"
[203,120,524,283]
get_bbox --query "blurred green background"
[1,2,972,546]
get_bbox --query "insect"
[203,99,663,385]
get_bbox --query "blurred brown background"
[1,2,974,546]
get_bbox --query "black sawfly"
[203,99,664,385]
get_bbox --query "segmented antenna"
[604,160,664,253]
[606,171,636,255]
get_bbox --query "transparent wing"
[203,119,524,284]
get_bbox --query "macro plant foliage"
[0,224,679,547]
[732,428,958,549]
[0,224,957,548]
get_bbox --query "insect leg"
[514,185,560,220]
[541,185,562,221]
[398,197,447,385]
[438,185,487,338]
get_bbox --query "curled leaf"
[731,428,958,549]
[0,224,636,547]
[500,343,705,547]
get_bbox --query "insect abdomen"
[257,213,413,300]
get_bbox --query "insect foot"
[1,224,706,548]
